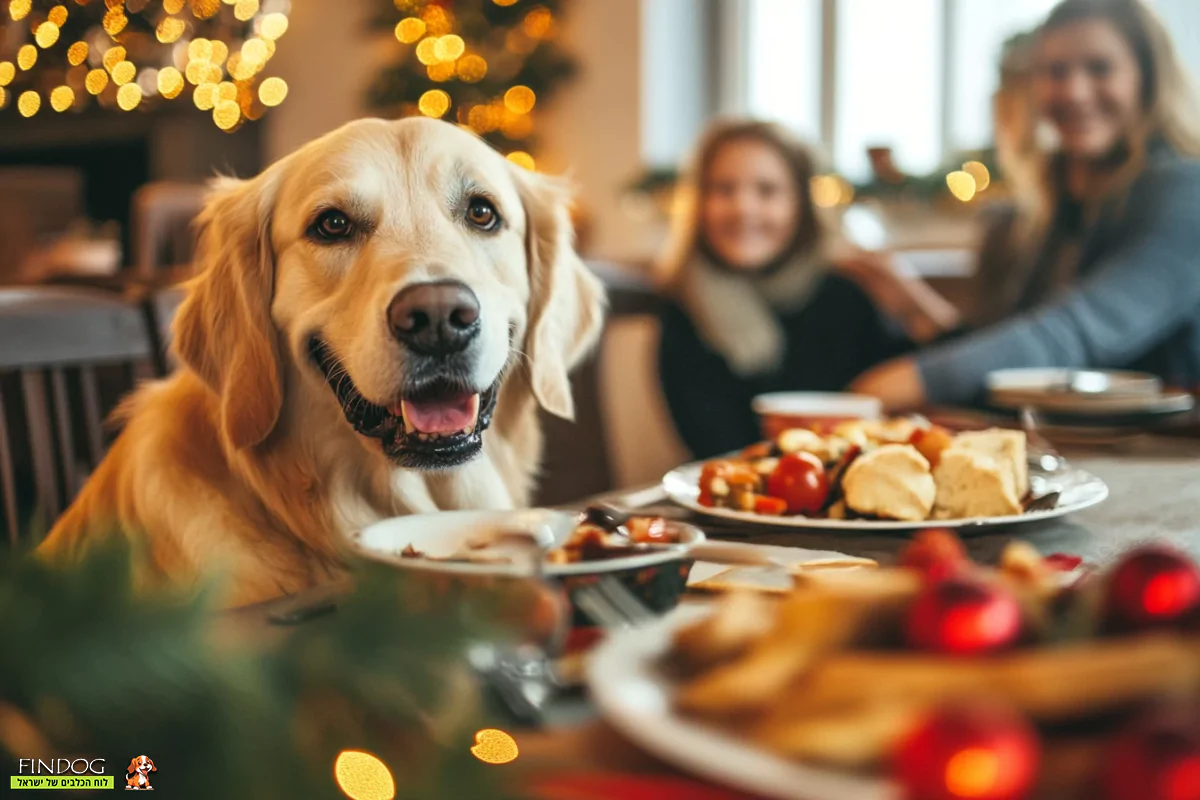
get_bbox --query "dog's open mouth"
[309,338,499,469]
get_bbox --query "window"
[745,0,822,144]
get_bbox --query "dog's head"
[173,117,604,470]
[127,756,155,775]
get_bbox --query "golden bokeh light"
[49,85,74,112]
[67,41,88,66]
[116,82,142,110]
[102,7,127,35]
[228,52,254,80]
[158,66,184,98]
[258,75,287,106]
[456,54,487,82]
[493,0,518,5]
[103,46,125,72]
[17,45,36,71]
[433,34,465,62]
[189,38,214,62]
[421,4,452,36]
[962,160,991,192]
[394,16,424,43]
[501,111,533,140]
[217,81,237,101]
[185,60,208,84]
[85,68,109,94]
[523,7,554,39]
[210,39,229,65]
[506,151,535,171]
[0,62,14,86]
[0,88,6,109]
[427,61,456,82]
[17,90,40,117]
[203,62,222,82]
[35,21,61,48]
[333,751,395,800]
[233,0,258,21]
[810,174,853,208]
[111,61,136,86]
[470,729,520,764]
[417,88,450,118]
[48,4,67,24]
[213,99,240,129]
[241,37,267,65]
[946,170,977,202]
[261,12,288,40]
[191,0,221,20]
[503,85,535,114]
[193,82,217,109]
[468,103,500,132]
[8,0,30,22]
[164,0,184,13]
[414,37,438,65]
[157,17,186,43]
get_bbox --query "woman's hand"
[834,251,961,343]
[850,357,928,412]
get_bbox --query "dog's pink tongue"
[399,393,480,435]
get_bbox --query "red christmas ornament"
[900,528,969,582]
[906,576,1022,656]
[895,703,1040,800]
[1105,704,1200,800]
[1105,545,1200,632]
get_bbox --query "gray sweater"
[917,145,1200,404]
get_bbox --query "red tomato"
[767,452,829,515]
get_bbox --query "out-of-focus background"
[2,0,1200,540]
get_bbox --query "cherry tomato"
[767,452,829,515]
[909,425,954,469]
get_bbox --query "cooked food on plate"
[696,418,1050,521]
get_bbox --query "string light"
[418,88,450,117]
[962,161,991,192]
[35,21,61,48]
[16,45,36,71]
[506,151,535,171]
[213,99,240,129]
[47,4,67,25]
[260,12,288,40]
[193,82,217,110]
[8,0,30,21]
[84,68,108,94]
[500,111,532,139]
[0,62,14,85]
[523,7,554,39]
[111,61,136,86]
[157,17,186,43]
[457,54,487,82]
[192,0,221,20]
[102,7,127,34]
[163,0,184,13]
[210,40,229,65]
[395,16,424,43]
[17,89,39,116]
[49,85,74,112]
[241,37,267,65]
[258,76,286,106]
[233,0,257,21]
[433,34,465,61]
[503,85,535,114]
[158,67,184,98]
[116,82,142,110]
[67,42,88,66]
[415,37,438,65]
[946,171,977,202]
[103,46,125,72]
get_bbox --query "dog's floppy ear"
[511,166,605,421]
[173,172,283,451]
[147,758,156,772]
[126,758,138,775]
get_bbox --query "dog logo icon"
[124,755,156,790]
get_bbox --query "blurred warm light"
[333,750,395,800]
[185,60,208,84]
[210,39,229,66]
[505,28,535,55]
[137,67,160,96]
[116,82,142,110]
[470,729,520,764]
[48,4,67,24]
[457,53,487,82]
[17,44,36,71]
[493,0,518,5]
[193,82,217,110]
[418,88,450,117]
[810,175,841,208]
[241,37,267,65]
[962,161,990,192]
[49,85,74,112]
[192,0,220,19]
[233,0,258,21]
[504,85,535,114]
[84,68,108,94]
[228,53,254,80]
[258,75,287,106]
[213,99,240,129]
[67,41,88,66]
[157,17,185,43]
[103,46,126,72]
[158,66,184,98]
[523,7,554,39]
[501,111,532,139]
[395,17,424,43]
[111,61,136,86]
[506,151,535,171]
[0,62,13,85]
[434,34,465,61]
[427,61,455,82]
[260,12,288,40]
[944,748,1000,797]
[946,171,977,202]
[0,88,6,109]
[8,0,30,22]
[17,90,39,116]
[102,7,127,35]
[415,37,438,65]
[35,21,61,48]
[421,4,451,36]
[217,80,237,101]
[164,0,184,13]
[189,38,214,62]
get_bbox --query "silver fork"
[573,576,656,630]
[1021,405,1069,474]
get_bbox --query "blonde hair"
[654,119,827,290]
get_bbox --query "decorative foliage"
[0,0,292,131]
[368,0,577,165]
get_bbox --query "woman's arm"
[878,162,1200,407]
[835,251,962,344]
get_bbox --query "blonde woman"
[853,0,1200,409]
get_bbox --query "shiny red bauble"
[900,528,969,582]
[906,576,1023,656]
[1105,704,1200,800]
[895,703,1041,800]
[1104,545,1200,633]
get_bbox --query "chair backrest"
[129,182,208,280]
[0,287,156,547]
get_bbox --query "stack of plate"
[986,368,1194,425]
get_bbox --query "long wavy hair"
[653,119,828,291]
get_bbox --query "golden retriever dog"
[39,117,605,606]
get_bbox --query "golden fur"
[39,118,605,606]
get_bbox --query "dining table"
[229,424,1200,799]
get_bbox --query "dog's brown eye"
[311,209,353,241]
[466,197,500,231]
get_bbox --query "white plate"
[662,461,1108,532]
[586,604,898,800]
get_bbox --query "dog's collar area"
[308,337,499,469]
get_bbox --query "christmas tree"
[368,0,576,168]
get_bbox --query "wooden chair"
[0,287,155,547]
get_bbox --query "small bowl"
[752,392,883,439]
[354,509,704,640]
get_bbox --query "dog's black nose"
[387,280,481,356]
